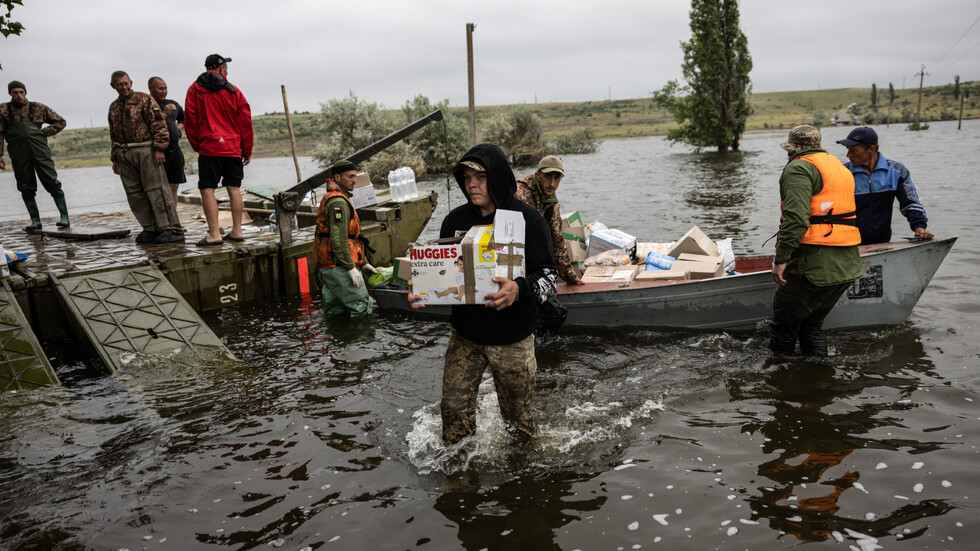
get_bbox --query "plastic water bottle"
[645,251,675,270]
[388,169,402,202]
[403,167,418,200]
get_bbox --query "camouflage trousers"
[115,143,181,232]
[441,329,537,445]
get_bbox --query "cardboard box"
[351,171,378,209]
[634,268,691,281]
[581,265,637,284]
[667,226,719,258]
[672,253,723,279]
[561,210,583,228]
[392,256,411,286]
[565,239,587,277]
[588,228,637,260]
[410,210,525,305]
[562,225,586,243]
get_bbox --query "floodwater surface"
[1,120,978,550]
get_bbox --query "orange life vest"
[313,181,367,269]
[796,152,861,246]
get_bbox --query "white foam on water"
[628,521,639,530]
[844,528,881,551]
[853,482,869,494]
[727,527,738,536]
[913,483,923,493]
[875,462,887,470]
[653,514,669,525]
[911,461,924,470]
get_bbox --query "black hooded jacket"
[194,71,238,94]
[440,143,558,345]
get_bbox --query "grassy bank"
[27,84,980,170]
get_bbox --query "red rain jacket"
[184,70,253,159]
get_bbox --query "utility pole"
[466,23,477,147]
[959,85,969,130]
[913,64,929,130]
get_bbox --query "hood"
[195,70,238,94]
[453,143,515,212]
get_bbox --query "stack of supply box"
[634,226,723,281]
[409,210,525,305]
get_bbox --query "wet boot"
[54,194,71,227]
[768,325,797,355]
[799,326,828,357]
[23,197,42,231]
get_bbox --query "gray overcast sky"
[3,0,978,128]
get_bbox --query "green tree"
[400,94,468,177]
[652,0,753,152]
[1,0,26,70]
[887,82,896,126]
[871,83,878,113]
[481,105,548,167]
[311,91,420,183]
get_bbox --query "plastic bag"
[584,248,632,267]
[716,238,735,274]
[367,266,393,288]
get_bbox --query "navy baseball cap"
[836,127,878,146]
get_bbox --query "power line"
[934,14,980,63]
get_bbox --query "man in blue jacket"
[836,127,933,244]
[409,143,558,446]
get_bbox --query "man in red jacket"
[184,54,253,246]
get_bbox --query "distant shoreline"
[22,84,980,170]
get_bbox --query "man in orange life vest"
[313,160,376,317]
[770,125,863,356]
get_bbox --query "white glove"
[348,267,364,288]
[362,262,377,274]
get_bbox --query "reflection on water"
[2,121,979,549]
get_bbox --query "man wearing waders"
[312,160,377,317]
[0,81,70,231]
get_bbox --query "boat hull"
[372,237,956,331]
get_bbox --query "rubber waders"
[55,194,70,227]
[24,197,42,231]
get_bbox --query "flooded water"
[2,120,979,550]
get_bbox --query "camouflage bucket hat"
[780,125,822,153]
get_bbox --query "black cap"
[331,160,357,174]
[205,54,232,70]
[836,126,878,146]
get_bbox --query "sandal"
[196,237,223,247]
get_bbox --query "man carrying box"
[408,143,557,446]
[313,160,377,318]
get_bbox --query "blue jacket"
[844,152,928,245]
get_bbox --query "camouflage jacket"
[107,91,169,162]
[515,173,577,283]
[0,100,67,155]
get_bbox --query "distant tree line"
[312,94,601,180]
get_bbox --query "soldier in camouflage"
[108,70,183,244]
[515,155,582,285]
[0,80,71,230]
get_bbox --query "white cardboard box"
[350,171,378,209]
[410,210,525,305]
[588,228,637,260]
